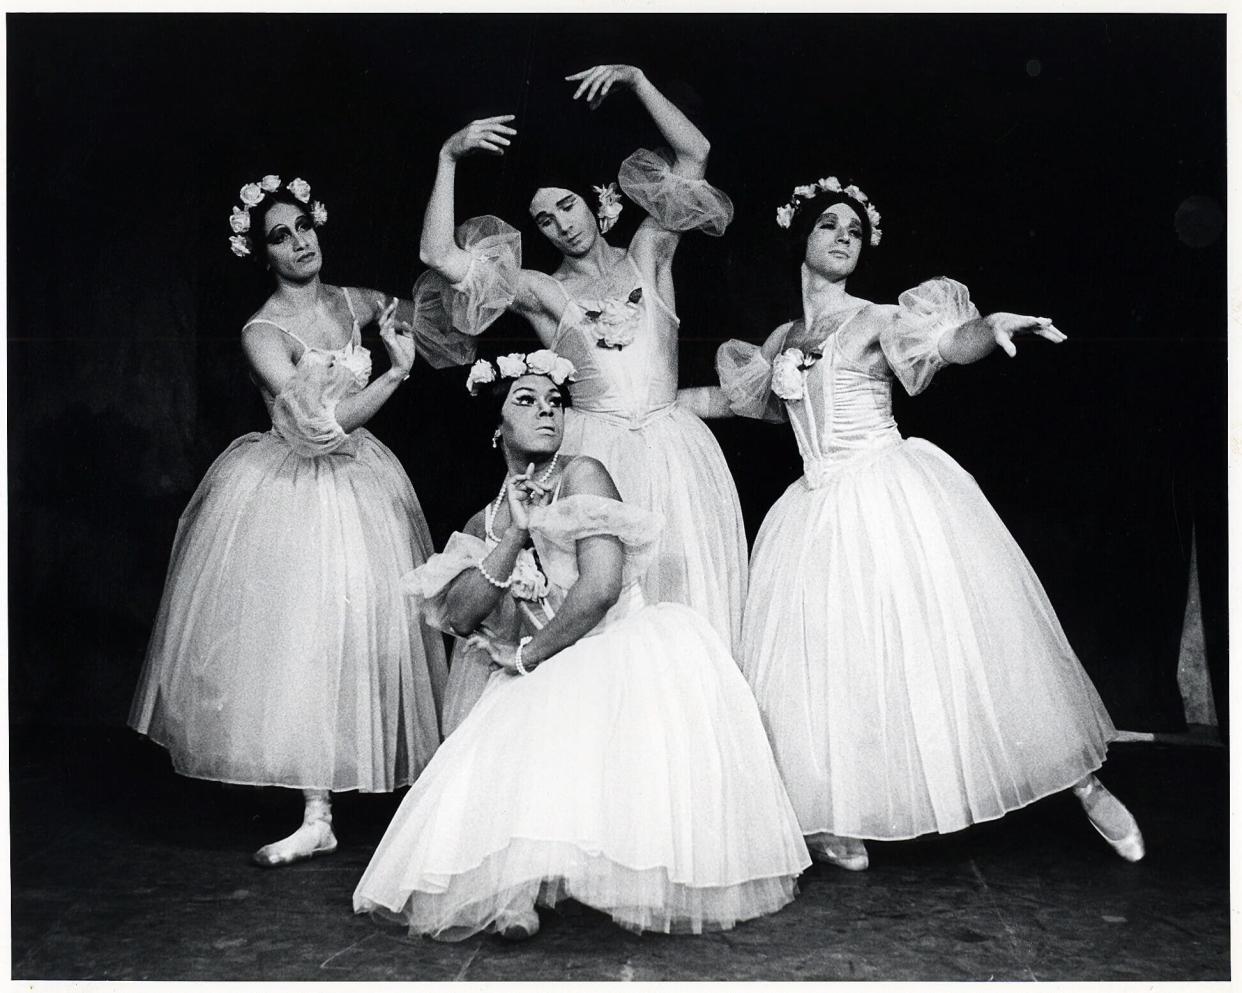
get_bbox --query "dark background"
[7,14,1226,735]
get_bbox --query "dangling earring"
[491,429,502,450]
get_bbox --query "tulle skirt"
[563,405,746,650]
[129,428,448,792]
[742,438,1115,841]
[353,593,810,939]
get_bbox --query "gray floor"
[10,730,1228,981]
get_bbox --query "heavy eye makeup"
[266,215,313,245]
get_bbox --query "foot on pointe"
[494,907,540,941]
[808,832,870,871]
[1073,775,1145,862]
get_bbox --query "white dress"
[129,289,448,792]
[717,278,1116,841]
[410,149,747,652]
[352,493,809,940]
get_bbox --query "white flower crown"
[228,174,329,258]
[466,349,577,395]
[594,182,624,234]
[775,176,882,246]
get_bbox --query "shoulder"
[463,508,488,539]
[560,455,622,501]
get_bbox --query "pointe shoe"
[252,818,338,868]
[1073,776,1145,862]
[494,907,540,941]
[808,832,870,871]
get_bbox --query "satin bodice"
[782,305,903,485]
[550,255,681,430]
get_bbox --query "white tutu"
[131,304,448,792]
[355,494,809,938]
[722,279,1117,841]
[744,438,1114,840]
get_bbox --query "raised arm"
[419,116,517,283]
[567,65,710,178]
[938,312,1067,365]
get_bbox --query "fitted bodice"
[244,288,373,420]
[780,305,903,485]
[550,255,681,430]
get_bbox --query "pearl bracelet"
[476,561,513,589]
[514,636,533,676]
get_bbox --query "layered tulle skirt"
[563,405,746,650]
[129,428,448,792]
[742,438,1115,841]
[353,592,810,939]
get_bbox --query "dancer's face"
[499,375,566,458]
[804,203,862,280]
[529,187,597,258]
[262,201,322,281]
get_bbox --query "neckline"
[789,300,869,353]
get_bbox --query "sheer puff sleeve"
[270,353,359,457]
[618,148,734,236]
[715,323,793,422]
[528,494,664,590]
[408,215,523,366]
[402,531,490,634]
[881,277,980,396]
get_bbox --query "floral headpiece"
[466,349,577,395]
[594,182,624,234]
[228,174,328,258]
[775,176,882,246]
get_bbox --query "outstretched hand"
[987,312,1067,358]
[565,64,645,110]
[441,115,517,160]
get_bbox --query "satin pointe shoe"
[494,907,541,941]
[807,832,870,871]
[1072,775,1146,862]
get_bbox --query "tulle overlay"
[617,147,734,236]
[129,428,448,791]
[354,601,808,938]
[562,406,745,646]
[744,439,1114,841]
[355,496,809,938]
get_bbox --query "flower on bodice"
[579,287,643,349]
[510,548,550,603]
[770,347,823,402]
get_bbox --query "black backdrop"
[7,14,1226,734]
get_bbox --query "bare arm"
[419,117,566,340]
[938,312,1067,365]
[418,117,516,281]
[566,65,710,177]
[441,510,529,637]
[677,386,736,420]
[512,458,624,668]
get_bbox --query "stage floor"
[9,728,1229,982]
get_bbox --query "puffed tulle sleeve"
[881,277,980,396]
[402,531,490,634]
[528,494,664,589]
[617,148,734,236]
[715,322,793,422]
[409,216,523,363]
[270,353,359,457]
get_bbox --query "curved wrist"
[381,367,408,387]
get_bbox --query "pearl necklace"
[485,453,560,543]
